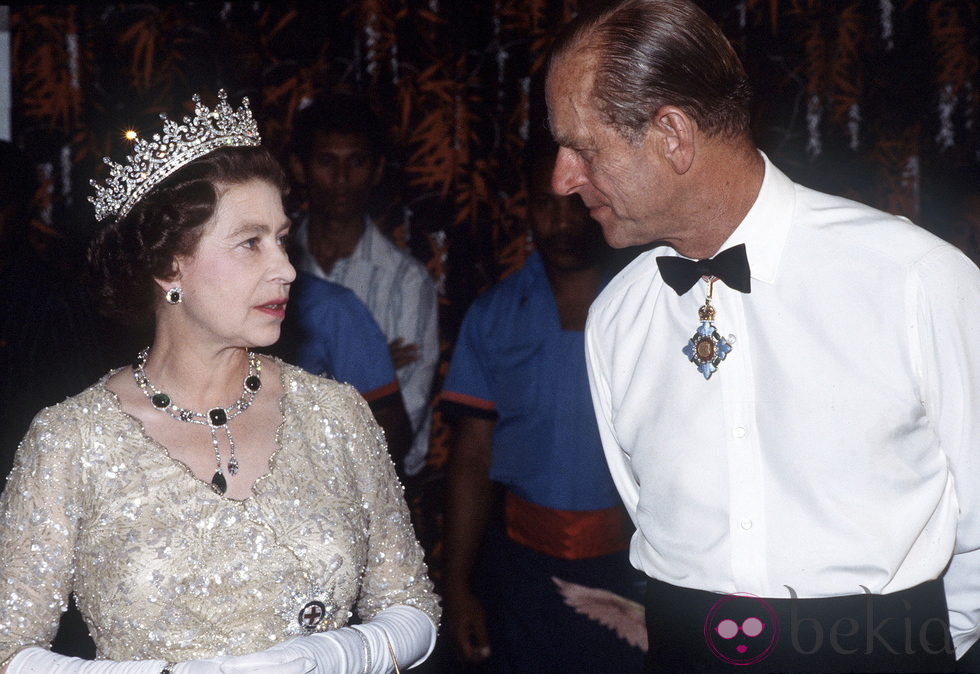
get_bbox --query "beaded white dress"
[0,363,439,665]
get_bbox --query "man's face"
[546,51,679,249]
[300,131,382,223]
[529,156,604,272]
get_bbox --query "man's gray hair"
[550,0,752,143]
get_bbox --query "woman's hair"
[88,145,287,325]
[549,0,752,143]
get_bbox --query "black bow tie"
[656,243,752,295]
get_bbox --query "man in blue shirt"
[277,271,412,466]
[441,142,645,672]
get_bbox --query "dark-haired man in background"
[546,0,980,671]
[274,270,414,466]
[289,93,439,478]
[441,142,645,672]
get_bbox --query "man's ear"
[371,155,386,187]
[653,105,696,175]
[290,154,307,186]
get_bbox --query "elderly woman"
[0,92,439,674]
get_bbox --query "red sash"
[505,491,632,560]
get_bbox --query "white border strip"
[0,6,10,141]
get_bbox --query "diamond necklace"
[133,347,262,495]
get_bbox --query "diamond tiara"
[88,89,261,222]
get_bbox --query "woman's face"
[163,178,295,349]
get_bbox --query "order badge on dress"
[280,581,340,635]
[299,600,327,630]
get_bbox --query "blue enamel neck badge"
[682,277,734,379]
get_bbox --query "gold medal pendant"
[682,277,733,380]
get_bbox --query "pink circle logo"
[704,593,780,665]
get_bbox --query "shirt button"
[740,519,753,530]
[733,426,746,438]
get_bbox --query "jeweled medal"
[682,277,733,380]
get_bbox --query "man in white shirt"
[289,93,439,478]
[546,1,980,671]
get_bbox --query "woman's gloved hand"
[6,646,314,674]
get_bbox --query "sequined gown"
[0,363,440,665]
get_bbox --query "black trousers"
[644,577,956,673]
[475,526,646,673]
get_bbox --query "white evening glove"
[7,646,314,674]
[218,605,436,674]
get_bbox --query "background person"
[289,92,439,479]
[546,1,980,671]
[274,269,414,467]
[441,140,645,672]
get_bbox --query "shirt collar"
[296,213,376,270]
[715,151,796,286]
[352,216,379,261]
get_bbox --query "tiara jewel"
[88,90,261,222]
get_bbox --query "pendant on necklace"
[211,471,228,494]
[682,277,733,380]
[133,346,259,497]
[208,408,228,426]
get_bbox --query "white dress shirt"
[585,154,980,656]
[297,217,439,476]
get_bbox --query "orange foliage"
[403,63,459,198]
[118,17,158,89]
[797,4,826,97]
[12,8,83,130]
[745,0,799,34]
[829,3,863,126]
[928,1,979,94]
[348,0,398,86]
